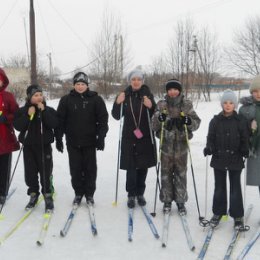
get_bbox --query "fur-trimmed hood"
[240,96,254,106]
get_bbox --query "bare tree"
[145,54,169,97]
[166,18,195,98]
[89,8,131,99]
[193,27,221,101]
[225,16,260,76]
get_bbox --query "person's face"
[0,80,3,89]
[223,100,235,114]
[74,82,88,93]
[130,77,143,91]
[30,92,43,105]
[167,88,180,98]
[252,89,260,102]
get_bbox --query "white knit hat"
[249,75,260,93]
[220,89,238,108]
[127,69,144,83]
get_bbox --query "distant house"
[4,67,30,85]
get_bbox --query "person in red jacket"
[0,68,20,205]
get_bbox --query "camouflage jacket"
[151,95,201,154]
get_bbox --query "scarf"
[250,101,260,155]
[0,91,7,140]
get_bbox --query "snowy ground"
[1,89,260,260]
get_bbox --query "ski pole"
[39,110,48,198]
[0,113,34,218]
[112,103,123,206]
[204,156,209,220]
[180,112,209,227]
[147,109,161,217]
[150,109,166,217]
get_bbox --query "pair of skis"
[196,204,253,260]
[0,195,45,245]
[60,202,97,237]
[161,209,195,251]
[128,206,160,242]
[236,221,260,259]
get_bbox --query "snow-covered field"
[1,89,260,260]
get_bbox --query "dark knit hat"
[73,72,89,85]
[165,79,182,92]
[26,84,42,99]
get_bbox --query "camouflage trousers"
[159,143,188,203]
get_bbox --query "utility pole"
[114,34,118,82]
[47,53,53,99]
[30,0,37,84]
[189,36,197,92]
[23,17,30,66]
[120,35,123,83]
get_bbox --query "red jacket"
[0,68,20,155]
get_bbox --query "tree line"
[1,10,260,102]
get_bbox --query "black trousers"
[126,168,148,197]
[213,169,244,218]
[0,153,12,196]
[23,145,53,195]
[67,145,97,197]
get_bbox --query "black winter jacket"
[112,85,157,170]
[13,102,59,145]
[57,89,108,147]
[206,111,249,171]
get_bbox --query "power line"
[36,0,53,53]
[46,0,92,53]
[128,0,234,35]
[0,0,19,31]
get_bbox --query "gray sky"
[0,0,259,76]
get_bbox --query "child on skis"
[56,72,108,206]
[152,79,201,214]
[14,85,59,211]
[0,68,20,205]
[204,89,249,229]
[112,69,156,208]
[239,75,260,206]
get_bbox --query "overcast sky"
[0,0,259,77]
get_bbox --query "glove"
[0,115,7,124]
[181,115,192,125]
[158,113,167,122]
[96,137,105,151]
[203,147,212,157]
[56,139,64,153]
[241,150,249,158]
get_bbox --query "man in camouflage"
[152,79,201,214]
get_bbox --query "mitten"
[96,137,105,151]
[0,114,7,124]
[158,113,167,122]
[56,139,64,153]
[181,115,192,125]
[203,147,212,157]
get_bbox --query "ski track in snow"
[0,90,259,260]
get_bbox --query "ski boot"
[163,202,172,213]
[25,192,39,210]
[86,196,94,205]
[234,217,244,230]
[176,203,187,215]
[44,193,54,211]
[210,214,222,228]
[127,196,135,208]
[73,195,83,205]
[137,195,146,206]
[0,195,6,205]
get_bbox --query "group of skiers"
[1,66,260,231]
